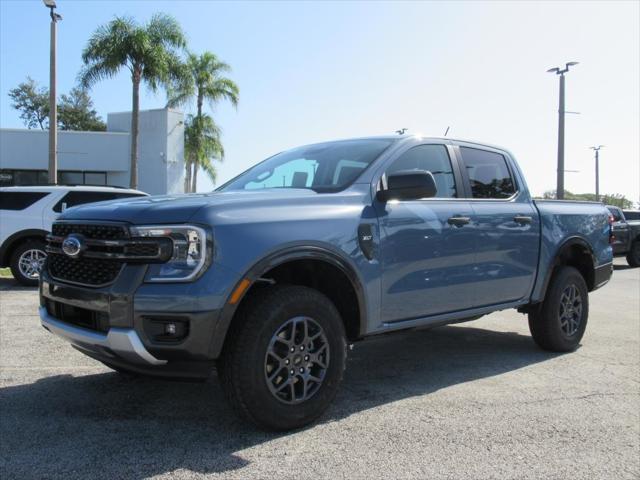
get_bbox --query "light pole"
[43,0,62,184]
[547,61,579,200]
[590,145,605,202]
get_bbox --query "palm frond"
[147,13,187,49]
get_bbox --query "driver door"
[376,143,479,322]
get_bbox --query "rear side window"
[607,207,623,222]
[53,192,144,213]
[623,211,640,221]
[459,147,516,199]
[0,191,50,210]
[386,144,457,198]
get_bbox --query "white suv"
[0,186,147,285]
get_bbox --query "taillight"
[608,215,615,244]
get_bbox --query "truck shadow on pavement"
[0,277,35,291]
[1,325,557,479]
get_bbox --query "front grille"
[46,299,109,333]
[47,222,170,288]
[47,222,128,287]
[52,223,128,240]
[48,253,124,287]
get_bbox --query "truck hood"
[59,189,321,224]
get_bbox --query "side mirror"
[376,170,437,202]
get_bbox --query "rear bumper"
[593,261,613,290]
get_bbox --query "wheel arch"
[539,236,597,301]
[210,245,367,359]
[0,229,48,267]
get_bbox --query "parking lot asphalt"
[0,258,638,480]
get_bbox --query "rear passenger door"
[456,145,539,306]
[0,191,51,242]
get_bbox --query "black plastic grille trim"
[52,223,128,240]
[48,253,124,287]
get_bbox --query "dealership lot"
[1,258,638,480]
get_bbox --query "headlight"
[130,225,211,282]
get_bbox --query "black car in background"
[622,210,640,221]
[608,206,640,267]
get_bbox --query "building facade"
[0,108,184,195]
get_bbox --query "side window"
[0,191,50,210]
[386,144,457,198]
[459,147,516,199]
[607,207,623,222]
[53,191,144,212]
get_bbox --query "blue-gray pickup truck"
[39,135,613,430]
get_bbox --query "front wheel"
[626,240,640,267]
[528,266,589,352]
[219,285,347,431]
[10,240,47,286]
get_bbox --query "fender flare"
[209,244,367,359]
[536,236,596,302]
[0,229,49,266]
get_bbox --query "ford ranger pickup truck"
[39,136,613,430]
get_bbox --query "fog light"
[143,317,189,342]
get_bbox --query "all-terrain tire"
[528,266,589,352]
[626,240,640,267]
[219,285,347,431]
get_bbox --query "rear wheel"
[220,285,347,431]
[626,240,640,267]
[10,240,47,286]
[528,266,589,352]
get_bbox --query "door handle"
[447,216,471,227]
[514,215,532,225]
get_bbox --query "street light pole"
[590,145,604,202]
[547,62,579,200]
[43,0,61,184]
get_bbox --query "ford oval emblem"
[61,235,84,258]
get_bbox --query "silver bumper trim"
[39,306,167,366]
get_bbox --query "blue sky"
[1,0,638,201]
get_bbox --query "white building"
[0,108,184,195]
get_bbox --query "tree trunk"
[184,159,191,193]
[191,160,198,193]
[191,90,203,193]
[197,90,203,117]
[129,70,141,189]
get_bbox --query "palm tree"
[184,114,224,192]
[80,14,186,189]
[167,52,238,192]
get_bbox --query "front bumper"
[39,261,239,378]
[40,306,166,366]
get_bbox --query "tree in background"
[8,77,49,129]
[58,87,106,131]
[542,190,633,209]
[80,13,186,189]
[167,52,238,192]
[184,114,224,193]
[9,77,106,131]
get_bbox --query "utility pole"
[547,62,579,200]
[590,145,604,202]
[44,0,62,184]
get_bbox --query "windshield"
[218,139,395,193]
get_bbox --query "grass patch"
[0,268,13,278]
